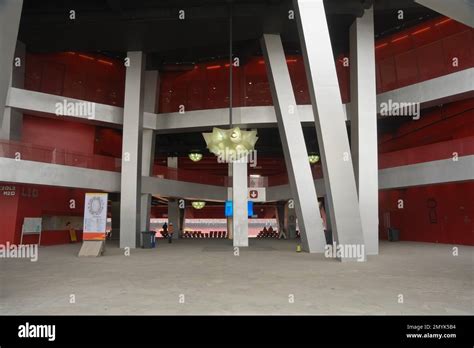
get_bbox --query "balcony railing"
[378,136,474,169]
[2,138,472,188]
[0,140,121,172]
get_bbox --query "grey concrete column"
[0,0,23,122]
[350,7,379,255]
[1,41,24,140]
[168,199,180,239]
[276,203,285,236]
[415,0,474,28]
[324,193,334,242]
[232,160,248,247]
[167,156,180,239]
[293,0,365,260]
[261,33,326,253]
[120,51,146,249]
[284,200,297,239]
[227,163,233,239]
[140,70,159,233]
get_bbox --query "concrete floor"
[1,239,473,315]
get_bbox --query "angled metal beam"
[1,41,24,140]
[294,0,365,260]
[415,0,474,28]
[261,33,326,253]
[140,70,159,234]
[0,0,23,123]
[350,7,379,255]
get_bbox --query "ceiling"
[19,0,437,66]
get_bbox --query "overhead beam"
[8,66,471,133]
[379,155,474,189]
[376,68,474,112]
[415,0,474,28]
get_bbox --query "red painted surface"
[379,97,474,153]
[25,52,125,106]
[0,184,100,245]
[379,182,474,245]
[22,115,96,154]
[0,187,19,244]
[158,16,473,111]
[379,136,474,169]
[378,97,474,246]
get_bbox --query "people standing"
[168,222,174,244]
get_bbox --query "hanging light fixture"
[201,4,258,163]
[203,127,258,162]
[308,154,320,164]
[188,152,203,162]
[191,201,206,209]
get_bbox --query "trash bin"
[141,231,156,248]
[388,228,400,242]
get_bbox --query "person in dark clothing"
[168,223,174,243]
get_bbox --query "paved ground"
[1,239,473,315]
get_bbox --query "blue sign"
[225,200,253,217]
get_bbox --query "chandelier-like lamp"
[188,152,203,162]
[308,154,320,164]
[191,201,206,209]
[202,127,258,162]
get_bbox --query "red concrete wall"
[21,115,96,154]
[0,184,100,245]
[0,187,19,244]
[378,98,474,246]
[379,182,474,245]
[158,17,472,112]
[379,98,474,153]
[25,52,125,106]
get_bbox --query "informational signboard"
[248,187,266,202]
[83,193,108,241]
[225,200,253,217]
[22,218,42,234]
[20,217,42,245]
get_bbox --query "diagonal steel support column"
[350,7,379,255]
[261,33,326,253]
[140,70,158,235]
[0,0,23,122]
[415,0,474,28]
[1,41,24,140]
[293,0,365,260]
[120,51,146,249]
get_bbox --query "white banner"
[83,193,108,241]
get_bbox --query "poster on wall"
[83,193,108,241]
